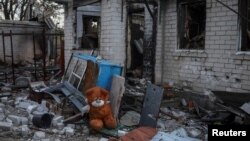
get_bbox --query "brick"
[234,60,242,65]
[14,125,30,136]
[0,122,13,131]
[244,55,250,60]
[231,83,241,89]
[243,70,250,75]
[210,26,221,31]
[8,115,21,126]
[1,97,8,103]
[52,116,64,127]
[21,117,28,125]
[220,36,231,40]
[17,100,37,109]
[225,64,235,69]
[242,84,250,91]
[7,115,27,126]
[215,86,226,91]
[1,87,11,92]
[33,131,46,140]
[63,127,75,136]
[56,122,64,130]
[27,105,38,114]
[232,69,243,74]
[214,63,224,68]
[216,21,226,26]
[222,68,232,73]
[241,75,249,80]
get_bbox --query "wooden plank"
[139,84,164,127]
[110,75,125,119]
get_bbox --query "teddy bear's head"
[85,87,109,108]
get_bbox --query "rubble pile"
[0,86,89,141]
[125,77,147,96]
[0,53,249,141]
[156,107,208,141]
[0,59,60,84]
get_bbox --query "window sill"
[173,50,208,58]
[235,51,250,55]
[232,51,250,60]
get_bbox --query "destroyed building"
[60,0,250,93]
[0,19,64,82]
[155,0,250,93]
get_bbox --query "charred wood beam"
[127,0,157,5]
[51,0,70,4]
[216,103,248,119]
[73,0,100,8]
[128,7,144,14]
[140,0,157,81]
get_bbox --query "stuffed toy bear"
[85,86,117,131]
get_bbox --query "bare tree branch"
[20,0,28,20]
[0,0,4,5]
[8,0,13,19]
[22,0,30,20]
[11,2,19,19]
[1,0,62,21]
[3,0,10,19]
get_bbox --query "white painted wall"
[0,20,43,64]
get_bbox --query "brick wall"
[155,0,250,92]
[100,0,126,66]
[64,0,75,66]
[64,0,126,67]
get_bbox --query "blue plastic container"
[74,53,122,90]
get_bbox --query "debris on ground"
[0,54,249,141]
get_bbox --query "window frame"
[177,0,206,50]
[239,0,250,51]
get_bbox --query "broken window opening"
[80,16,100,49]
[177,0,206,50]
[126,10,145,78]
[239,0,250,51]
